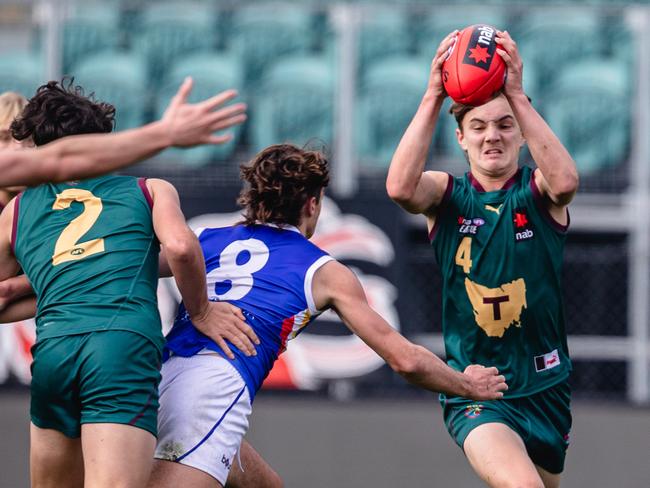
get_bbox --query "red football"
[442,24,506,106]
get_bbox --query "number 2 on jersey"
[206,238,270,301]
[455,237,473,273]
[52,189,105,266]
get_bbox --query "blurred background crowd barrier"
[0,0,649,405]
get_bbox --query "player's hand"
[160,77,247,148]
[463,364,508,400]
[191,301,260,359]
[427,30,458,100]
[495,30,525,98]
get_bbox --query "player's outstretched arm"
[148,179,259,358]
[0,78,247,187]
[313,261,507,400]
[386,31,456,218]
[495,31,578,207]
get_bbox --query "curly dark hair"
[238,144,330,227]
[11,78,115,146]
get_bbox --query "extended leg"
[30,423,84,488]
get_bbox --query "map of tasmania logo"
[464,404,484,418]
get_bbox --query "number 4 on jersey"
[455,236,472,273]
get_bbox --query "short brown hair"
[449,92,531,130]
[238,144,330,226]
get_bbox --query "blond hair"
[0,91,27,131]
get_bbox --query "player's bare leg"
[463,423,548,488]
[148,460,222,488]
[30,423,84,488]
[147,441,282,488]
[81,423,156,488]
[536,465,561,488]
[226,440,283,488]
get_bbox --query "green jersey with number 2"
[14,175,163,350]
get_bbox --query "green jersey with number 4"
[14,175,163,350]
[431,166,571,398]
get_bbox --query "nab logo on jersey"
[462,25,497,72]
[513,208,534,242]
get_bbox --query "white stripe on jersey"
[304,255,335,314]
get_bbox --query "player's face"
[456,95,525,176]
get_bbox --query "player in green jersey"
[386,31,578,488]
[0,77,246,188]
[0,79,258,488]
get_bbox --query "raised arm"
[148,179,258,358]
[496,31,579,213]
[313,260,507,400]
[386,32,457,221]
[0,78,246,187]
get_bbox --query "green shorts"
[30,330,161,438]
[441,381,572,474]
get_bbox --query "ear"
[456,127,468,152]
[307,196,318,216]
[302,196,317,219]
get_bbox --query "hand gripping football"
[442,24,506,106]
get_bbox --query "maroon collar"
[467,168,522,193]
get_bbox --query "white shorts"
[154,351,252,485]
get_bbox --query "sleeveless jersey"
[431,166,571,398]
[164,224,332,400]
[13,175,163,351]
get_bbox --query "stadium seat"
[0,53,44,98]
[516,10,602,92]
[357,8,410,76]
[72,51,148,130]
[132,2,218,87]
[62,3,121,73]
[543,60,630,175]
[602,14,635,68]
[414,8,508,60]
[154,53,244,166]
[249,55,334,153]
[356,56,431,167]
[229,6,314,88]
